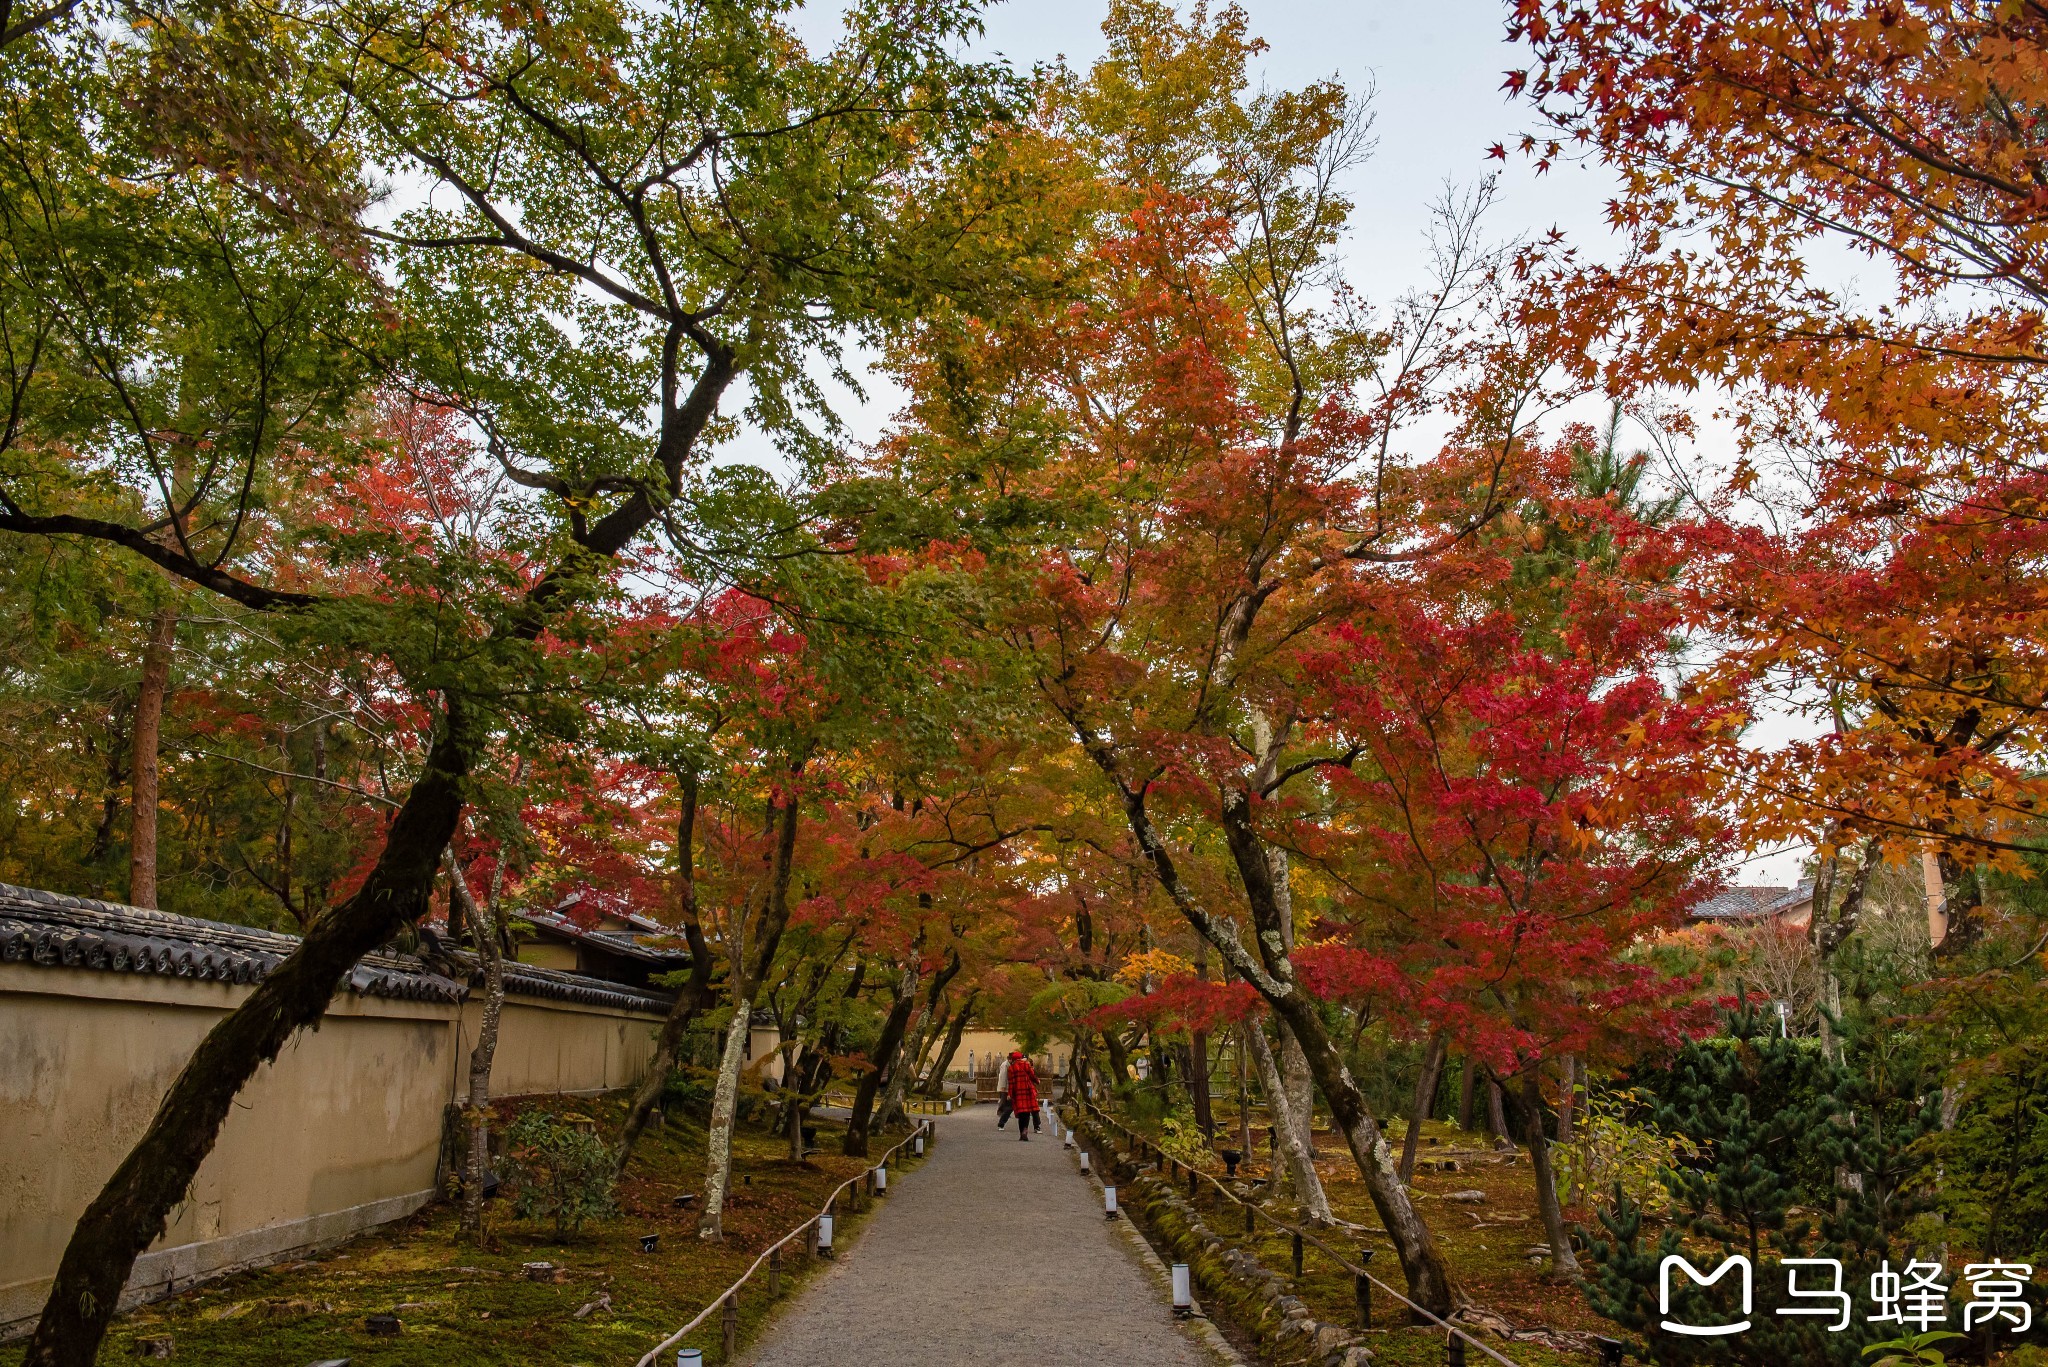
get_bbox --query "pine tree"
[1585,1005,1908,1365]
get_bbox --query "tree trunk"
[697,998,754,1241]
[921,988,975,1093]
[1101,1027,1132,1089]
[1457,1055,1477,1132]
[1190,944,1215,1138]
[786,1086,809,1163]
[1398,1031,1447,1183]
[782,958,866,1161]
[616,773,715,1179]
[911,1003,950,1087]
[1486,1077,1512,1149]
[1933,850,1986,960]
[1236,1022,1253,1162]
[1266,846,1316,1131]
[1508,1070,1581,1281]
[1281,988,1464,1315]
[1247,1017,1333,1222]
[879,1002,930,1131]
[1276,1018,1314,1132]
[844,961,919,1157]
[1556,1054,1578,1143]
[614,963,712,1179]
[1091,765,1464,1316]
[884,952,957,1124]
[25,696,478,1367]
[446,845,505,1239]
[126,607,177,909]
[697,784,802,1240]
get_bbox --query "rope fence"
[634,1115,939,1367]
[1068,1095,1536,1367]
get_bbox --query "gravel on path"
[737,1105,1229,1367]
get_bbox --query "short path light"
[1594,1337,1623,1367]
[873,1165,888,1194]
[639,1233,660,1254]
[1104,1185,1118,1219]
[817,1213,835,1257]
[677,1350,704,1367]
[1171,1263,1192,1318]
[915,1131,926,1156]
[1079,1150,1091,1174]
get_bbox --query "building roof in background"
[1693,880,1816,921]
[0,882,672,1015]
[521,904,692,967]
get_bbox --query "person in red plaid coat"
[1005,1051,1041,1141]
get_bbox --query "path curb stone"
[1074,1115,1373,1367]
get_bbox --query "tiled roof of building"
[0,882,671,1014]
[1693,880,1815,921]
[521,905,693,966]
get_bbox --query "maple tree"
[869,0,1605,1314]
[1264,425,1729,1280]
[1497,4,2048,1340]
[1506,0,2048,955]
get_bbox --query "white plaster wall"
[0,963,663,1333]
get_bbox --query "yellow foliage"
[1113,948,1193,985]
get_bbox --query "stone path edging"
[1067,1129,1247,1366]
[1071,1114,1376,1367]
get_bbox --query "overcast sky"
[970,0,1621,294]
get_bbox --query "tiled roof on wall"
[496,960,674,1014]
[0,883,670,1015]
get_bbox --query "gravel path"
[739,1106,1226,1367]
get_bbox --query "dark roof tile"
[0,882,670,1014]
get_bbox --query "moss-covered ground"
[1115,1105,2038,1366]
[1111,1106,1625,1367]
[1,1093,930,1367]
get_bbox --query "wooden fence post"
[722,1293,738,1358]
